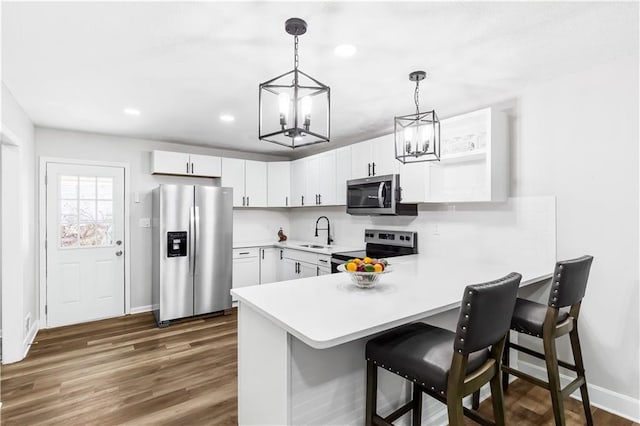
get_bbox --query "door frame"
[38,157,131,327]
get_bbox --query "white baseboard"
[21,319,39,360]
[130,305,152,314]
[518,360,640,422]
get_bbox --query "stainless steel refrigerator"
[152,184,233,326]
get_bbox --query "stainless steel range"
[330,229,418,273]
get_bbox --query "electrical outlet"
[139,218,151,228]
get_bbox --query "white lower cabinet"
[279,248,330,280]
[260,247,279,284]
[232,248,260,301]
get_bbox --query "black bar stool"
[364,272,522,426]
[498,255,593,426]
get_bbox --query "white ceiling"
[2,1,637,158]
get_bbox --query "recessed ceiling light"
[123,108,140,116]
[334,44,357,57]
[220,114,235,122]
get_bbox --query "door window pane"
[59,175,114,248]
[60,223,79,247]
[79,177,96,199]
[97,178,113,200]
[97,201,113,222]
[60,176,78,199]
[79,200,96,222]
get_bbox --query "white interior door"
[46,163,125,327]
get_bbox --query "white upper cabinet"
[399,107,508,203]
[307,151,336,206]
[335,146,352,206]
[151,150,221,177]
[291,151,337,207]
[290,159,307,206]
[221,158,267,207]
[221,158,246,207]
[267,162,291,207]
[351,134,399,178]
[189,153,222,177]
[245,160,267,207]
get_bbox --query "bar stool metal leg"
[502,331,510,391]
[569,324,594,425]
[543,331,566,426]
[366,360,377,426]
[412,384,422,426]
[490,370,506,426]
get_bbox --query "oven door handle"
[377,182,385,208]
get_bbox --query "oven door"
[346,174,397,215]
[330,258,343,274]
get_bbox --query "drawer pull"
[239,251,250,255]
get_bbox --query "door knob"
[115,250,123,256]
[116,240,122,246]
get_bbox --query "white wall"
[512,55,639,412]
[35,127,288,311]
[1,83,37,363]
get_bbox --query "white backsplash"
[288,197,556,270]
[233,208,291,244]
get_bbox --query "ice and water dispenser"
[167,231,187,257]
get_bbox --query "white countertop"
[233,240,363,255]
[231,254,552,349]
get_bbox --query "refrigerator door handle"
[194,206,200,276]
[189,206,195,276]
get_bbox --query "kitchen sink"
[299,244,326,249]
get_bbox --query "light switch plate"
[139,217,151,228]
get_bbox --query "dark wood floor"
[1,311,637,425]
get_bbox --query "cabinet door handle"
[372,162,376,176]
[187,162,190,173]
[246,196,249,206]
[242,196,246,206]
[318,194,322,205]
[301,195,304,206]
[191,162,194,174]
[368,163,371,176]
[286,196,288,206]
[280,250,283,260]
[261,249,264,260]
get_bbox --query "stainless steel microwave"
[346,174,417,216]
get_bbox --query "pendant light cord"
[294,35,299,70]
[414,80,420,115]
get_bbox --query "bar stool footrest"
[509,342,578,372]
[502,365,550,390]
[562,377,586,398]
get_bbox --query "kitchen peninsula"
[233,248,554,423]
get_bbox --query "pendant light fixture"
[259,18,330,149]
[394,71,440,163]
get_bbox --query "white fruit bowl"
[337,264,392,288]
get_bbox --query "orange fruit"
[346,262,357,272]
[373,263,383,273]
[353,258,362,264]
[363,257,372,264]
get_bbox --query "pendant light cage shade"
[259,17,330,149]
[259,69,330,149]
[394,110,441,163]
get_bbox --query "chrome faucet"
[314,216,333,246]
